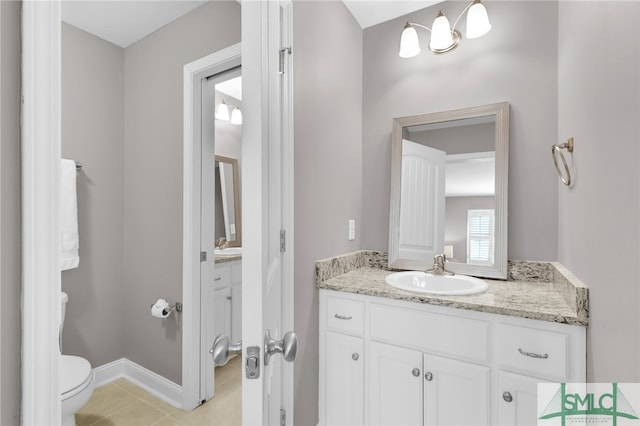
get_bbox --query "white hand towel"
[61,159,79,270]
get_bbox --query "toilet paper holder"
[150,300,183,314]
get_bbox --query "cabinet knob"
[503,391,513,403]
[424,372,433,381]
[412,368,420,377]
[352,353,359,361]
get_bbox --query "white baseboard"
[93,358,183,409]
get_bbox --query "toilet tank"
[60,291,69,331]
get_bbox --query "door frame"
[182,43,241,410]
[21,1,62,424]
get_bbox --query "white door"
[399,139,446,262]
[423,354,490,425]
[368,342,423,425]
[325,332,364,426]
[241,1,295,425]
[498,371,542,426]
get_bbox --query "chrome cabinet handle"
[264,329,298,365]
[518,348,549,359]
[503,391,513,403]
[334,314,352,320]
[352,353,359,361]
[210,334,241,367]
[412,368,420,377]
[424,372,433,381]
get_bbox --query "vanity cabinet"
[325,331,364,426]
[319,289,586,426]
[213,260,242,343]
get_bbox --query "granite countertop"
[215,254,242,264]
[315,251,589,326]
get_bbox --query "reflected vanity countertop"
[215,254,242,263]
[315,251,588,326]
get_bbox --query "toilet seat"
[61,355,93,399]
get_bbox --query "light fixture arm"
[450,0,475,34]
[407,22,432,33]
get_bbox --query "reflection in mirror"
[215,155,241,247]
[389,102,509,279]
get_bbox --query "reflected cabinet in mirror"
[215,155,242,247]
[388,102,509,279]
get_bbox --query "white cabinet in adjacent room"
[212,260,242,343]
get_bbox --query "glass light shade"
[429,12,454,51]
[466,1,491,39]
[399,24,420,58]
[230,107,242,125]
[215,101,229,121]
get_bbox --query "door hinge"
[280,229,286,252]
[280,408,286,426]
[279,47,292,74]
[200,251,207,262]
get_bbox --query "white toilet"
[60,292,96,426]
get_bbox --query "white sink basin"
[385,271,488,296]
[214,247,242,256]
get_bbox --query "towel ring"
[552,137,574,186]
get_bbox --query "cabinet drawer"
[497,323,569,380]
[326,296,364,336]
[370,303,489,363]
[213,265,231,290]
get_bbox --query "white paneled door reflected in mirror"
[389,102,509,279]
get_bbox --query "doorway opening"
[181,44,242,414]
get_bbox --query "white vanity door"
[423,354,490,426]
[368,341,423,426]
[497,371,541,426]
[325,331,364,426]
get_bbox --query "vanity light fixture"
[399,0,491,58]
[230,106,243,125]
[215,100,230,121]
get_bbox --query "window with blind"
[467,209,495,265]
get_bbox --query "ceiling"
[62,0,438,48]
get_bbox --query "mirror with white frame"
[388,102,509,279]
[215,155,242,247]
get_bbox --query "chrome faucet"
[425,253,455,276]
[215,237,228,249]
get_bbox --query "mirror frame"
[215,155,242,247]
[388,102,510,279]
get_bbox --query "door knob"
[210,334,242,367]
[264,329,298,365]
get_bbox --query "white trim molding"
[21,1,62,424]
[93,358,182,409]
[182,43,241,410]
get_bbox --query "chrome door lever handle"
[264,329,298,365]
[210,334,242,367]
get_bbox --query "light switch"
[348,219,356,241]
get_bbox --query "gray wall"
[61,23,125,367]
[122,1,240,384]
[408,121,495,154]
[0,1,21,424]
[293,1,363,424]
[362,1,559,261]
[557,1,640,382]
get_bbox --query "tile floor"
[76,356,242,426]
